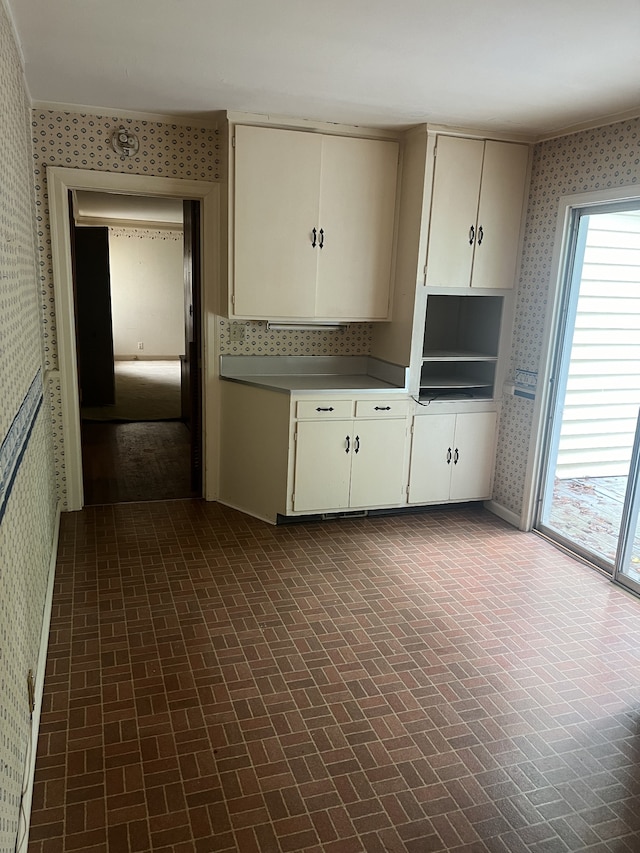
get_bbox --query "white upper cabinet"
[232,124,398,321]
[425,135,529,290]
[315,135,398,319]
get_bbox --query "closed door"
[233,124,321,318]
[425,136,484,289]
[293,420,352,511]
[408,414,456,503]
[471,141,529,290]
[316,135,398,319]
[349,418,407,507]
[449,412,497,500]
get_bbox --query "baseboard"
[484,499,522,529]
[16,502,61,853]
[216,498,277,526]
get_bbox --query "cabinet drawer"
[296,399,353,419]
[355,399,410,418]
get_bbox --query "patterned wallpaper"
[493,118,640,515]
[0,7,57,853]
[218,318,373,355]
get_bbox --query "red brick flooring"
[27,501,640,852]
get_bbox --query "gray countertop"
[220,355,408,395]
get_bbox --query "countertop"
[220,355,408,395]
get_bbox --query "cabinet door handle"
[468,225,475,246]
[345,435,350,453]
[311,227,317,248]
[454,448,459,465]
[355,435,360,454]
[447,447,452,464]
[477,225,484,246]
[316,406,334,412]
[319,228,324,249]
[374,406,391,411]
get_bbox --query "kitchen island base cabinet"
[292,416,408,513]
[408,411,497,504]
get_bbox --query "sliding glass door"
[536,203,640,574]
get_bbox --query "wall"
[108,227,184,358]
[492,118,640,515]
[0,6,58,853]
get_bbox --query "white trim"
[16,501,61,853]
[32,100,220,129]
[520,184,640,532]
[47,166,220,510]
[535,107,640,143]
[484,499,521,529]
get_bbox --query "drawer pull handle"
[345,435,350,453]
[447,447,452,464]
[374,406,391,411]
[468,224,475,246]
[319,228,324,249]
[311,227,317,248]
[454,448,459,465]
[316,406,334,412]
[477,225,484,246]
[355,435,360,454]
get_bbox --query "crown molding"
[535,106,640,143]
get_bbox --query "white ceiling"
[8,0,640,137]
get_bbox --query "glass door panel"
[613,411,640,595]
[536,206,640,571]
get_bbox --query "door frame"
[47,166,220,510]
[520,185,640,531]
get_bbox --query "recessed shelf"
[422,350,498,362]
[420,376,494,388]
[419,295,504,400]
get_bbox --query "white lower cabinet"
[408,411,497,504]
[292,403,408,513]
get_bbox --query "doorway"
[70,193,202,504]
[535,201,640,582]
[47,167,219,511]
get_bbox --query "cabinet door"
[233,125,321,318]
[349,418,407,508]
[315,136,398,320]
[425,136,484,289]
[471,141,529,290]
[408,414,456,503]
[449,412,497,501]
[293,420,352,511]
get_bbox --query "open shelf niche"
[419,294,504,401]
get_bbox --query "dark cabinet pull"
[468,225,475,246]
[355,435,360,454]
[454,448,459,465]
[319,228,324,249]
[374,406,391,411]
[447,447,452,464]
[345,435,350,453]
[316,406,334,412]
[311,227,317,248]
[477,225,484,246]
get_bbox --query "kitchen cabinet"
[408,411,497,503]
[232,124,398,320]
[292,398,409,512]
[425,136,529,290]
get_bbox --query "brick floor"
[27,501,640,852]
